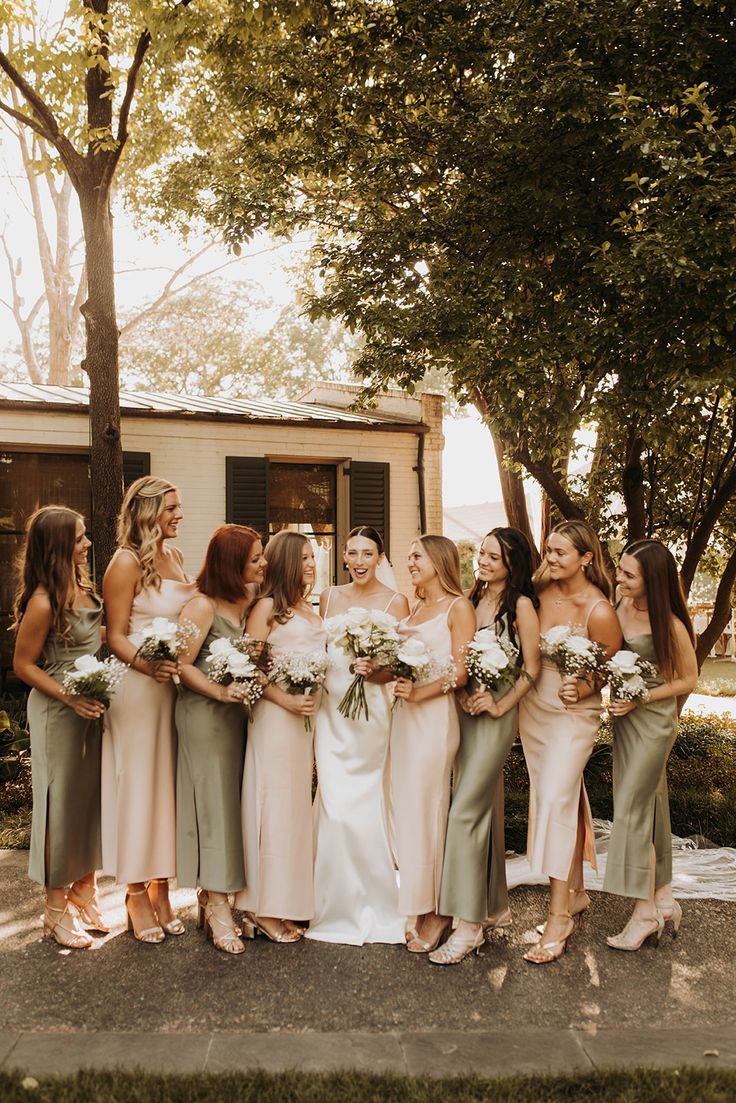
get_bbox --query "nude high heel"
[429,925,485,965]
[606,912,664,951]
[483,907,513,941]
[242,913,300,943]
[67,882,110,934]
[125,885,165,944]
[203,899,246,955]
[43,903,93,949]
[658,899,682,938]
[524,913,575,964]
[148,878,185,936]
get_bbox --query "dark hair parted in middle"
[469,527,539,651]
[622,539,695,681]
[345,526,384,556]
[196,524,261,603]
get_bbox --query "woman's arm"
[559,600,622,705]
[177,595,244,702]
[103,550,177,682]
[394,597,476,704]
[13,593,104,720]
[467,597,541,717]
[610,619,698,715]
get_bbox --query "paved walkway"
[2,849,735,1078]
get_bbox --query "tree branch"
[695,545,736,668]
[681,461,736,594]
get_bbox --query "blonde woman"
[518,520,621,964]
[13,507,106,948]
[391,535,476,954]
[102,477,196,943]
[235,530,327,942]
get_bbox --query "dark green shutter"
[226,457,269,537]
[122,451,150,488]
[349,461,390,557]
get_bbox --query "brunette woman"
[430,528,541,965]
[234,530,326,942]
[13,507,106,947]
[102,477,196,943]
[176,525,266,954]
[518,520,621,964]
[391,535,476,954]
[604,539,698,950]
[307,525,409,946]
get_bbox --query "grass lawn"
[698,658,736,698]
[1,1068,735,1103]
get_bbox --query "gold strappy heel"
[242,912,300,943]
[148,878,185,936]
[67,882,110,934]
[429,925,484,965]
[125,885,165,944]
[204,899,246,955]
[43,903,93,949]
[524,913,575,964]
[606,912,664,951]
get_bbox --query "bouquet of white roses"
[463,627,520,692]
[331,607,401,721]
[388,637,456,709]
[268,649,329,732]
[606,649,657,703]
[62,654,127,735]
[541,625,608,685]
[132,617,199,691]
[205,636,266,720]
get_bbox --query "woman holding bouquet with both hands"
[13,507,107,948]
[235,530,327,942]
[102,476,196,943]
[307,526,409,946]
[175,525,266,955]
[603,540,697,951]
[519,520,621,964]
[391,535,476,954]
[430,528,540,965]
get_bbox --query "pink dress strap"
[384,592,399,613]
[323,586,335,618]
[584,597,610,630]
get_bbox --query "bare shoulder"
[168,544,185,566]
[105,547,141,581]
[588,593,617,628]
[182,592,213,619]
[450,595,476,624]
[25,588,52,615]
[515,594,537,615]
[389,591,410,617]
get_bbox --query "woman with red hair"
[176,524,266,954]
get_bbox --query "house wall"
[0,409,432,595]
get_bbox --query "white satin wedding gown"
[306,591,405,945]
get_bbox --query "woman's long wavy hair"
[117,476,177,593]
[259,530,312,625]
[535,519,613,600]
[12,506,93,642]
[468,527,539,652]
[623,539,695,681]
[413,535,464,599]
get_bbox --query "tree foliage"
[161,0,736,659]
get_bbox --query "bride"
[306,526,409,945]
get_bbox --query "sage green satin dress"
[603,634,677,899]
[175,608,247,892]
[27,597,104,887]
[438,618,518,923]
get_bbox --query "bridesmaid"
[307,525,409,945]
[12,507,106,948]
[518,520,621,964]
[604,539,697,950]
[431,528,541,965]
[102,476,196,943]
[235,530,326,942]
[391,535,476,954]
[176,525,266,954]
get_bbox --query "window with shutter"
[226,457,269,536]
[122,451,151,488]
[349,461,390,557]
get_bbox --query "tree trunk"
[695,546,736,669]
[622,427,646,542]
[78,184,123,588]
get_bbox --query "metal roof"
[0,382,419,428]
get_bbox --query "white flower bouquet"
[541,625,608,685]
[388,637,456,709]
[606,649,657,703]
[331,607,401,721]
[132,617,200,691]
[62,654,127,734]
[463,627,520,692]
[268,649,329,732]
[205,636,266,720]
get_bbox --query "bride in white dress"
[306,526,409,945]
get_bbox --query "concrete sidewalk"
[2,849,735,1078]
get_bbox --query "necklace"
[422,592,449,607]
[633,600,649,613]
[553,585,589,607]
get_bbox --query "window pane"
[268,464,336,527]
[0,452,91,533]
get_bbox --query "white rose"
[625,674,646,697]
[396,638,428,667]
[610,650,640,676]
[73,654,104,674]
[566,635,595,657]
[228,653,256,678]
[150,617,178,642]
[208,637,235,658]
[369,610,400,630]
[544,625,571,647]
[345,607,372,630]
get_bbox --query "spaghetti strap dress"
[101,577,196,883]
[518,599,607,881]
[603,634,677,898]
[438,614,517,922]
[390,600,460,917]
[27,596,104,887]
[235,612,327,920]
[307,590,404,944]
[175,606,247,893]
